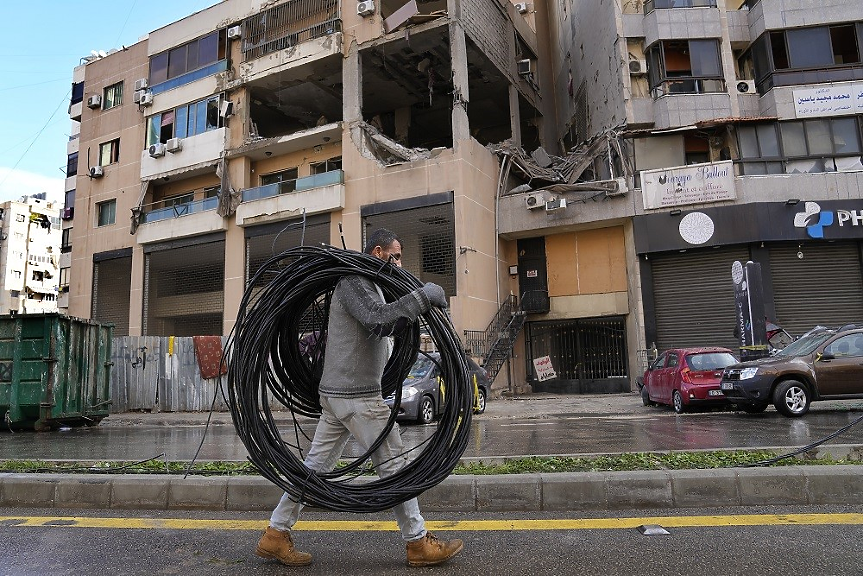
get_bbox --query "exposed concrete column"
[449,22,470,143]
[509,84,522,147]
[128,246,145,336]
[344,40,362,123]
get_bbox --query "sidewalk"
[3,393,863,513]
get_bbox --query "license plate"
[720,382,734,391]
[708,389,724,396]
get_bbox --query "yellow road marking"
[1,514,863,531]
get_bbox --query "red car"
[641,347,738,413]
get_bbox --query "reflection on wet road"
[2,409,862,462]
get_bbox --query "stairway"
[464,295,527,383]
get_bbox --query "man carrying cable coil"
[256,228,464,568]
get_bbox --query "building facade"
[493,0,863,392]
[0,196,61,315]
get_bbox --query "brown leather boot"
[255,526,312,566]
[406,531,464,567]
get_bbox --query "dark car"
[384,353,490,424]
[721,324,863,417]
[641,347,738,413]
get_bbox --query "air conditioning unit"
[166,138,182,153]
[149,143,166,158]
[629,59,647,75]
[134,78,148,92]
[517,59,532,76]
[89,166,104,178]
[139,92,154,106]
[87,94,102,109]
[525,193,545,210]
[357,0,375,16]
[227,25,242,39]
[132,90,144,104]
[546,197,567,212]
[736,79,756,94]
[514,2,528,13]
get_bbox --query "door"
[660,351,680,403]
[644,352,667,401]
[517,238,550,313]
[816,333,863,395]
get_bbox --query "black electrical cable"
[225,244,473,513]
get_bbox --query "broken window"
[738,117,863,175]
[146,95,223,147]
[99,139,120,166]
[646,39,724,97]
[261,168,299,194]
[103,82,123,109]
[309,157,341,174]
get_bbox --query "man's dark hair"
[364,228,403,254]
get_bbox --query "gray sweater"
[317,275,431,398]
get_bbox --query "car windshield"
[776,331,835,357]
[404,357,435,380]
[686,352,737,370]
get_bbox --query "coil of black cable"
[226,244,473,513]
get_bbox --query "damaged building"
[61,0,863,397]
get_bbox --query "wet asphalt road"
[3,405,863,462]
[2,505,862,576]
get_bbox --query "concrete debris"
[353,121,439,165]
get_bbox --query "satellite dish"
[98,50,108,58]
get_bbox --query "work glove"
[421,282,448,309]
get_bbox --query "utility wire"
[225,245,472,513]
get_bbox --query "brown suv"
[720,325,863,417]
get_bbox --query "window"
[163,193,194,215]
[99,139,120,166]
[15,214,24,222]
[145,95,223,147]
[310,157,342,174]
[261,168,299,193]
[103,82,123,109]
[66,152,78,177]
[71,81,84,105]
[204,185,220,198]
[738,117,863,175]
[59,267,70,290]
[65,189,76,210]
[646,40,724,97]
[149,30,226,86]
[97,200,116,227]
[61,228,72,253]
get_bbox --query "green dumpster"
[0,313,113,431]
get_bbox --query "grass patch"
[0,450,857,476]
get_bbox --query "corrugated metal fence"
[111,336,232,413]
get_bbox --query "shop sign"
[532,355,557,382]
[794,201,863,239]
[793,83,863,118]
[641,161,736,210]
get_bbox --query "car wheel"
[474,387,487,414]
[672,390,686,414]
[773,380,811,417]
[641,385,654,406]
[739,403,768,414]
[417,396,435,424]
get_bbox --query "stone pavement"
[2,393,863,513]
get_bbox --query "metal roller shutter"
[651,247,750,351]
[770,242,863,336]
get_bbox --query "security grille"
[143,240,225,336]
[362,202,456,297]
[242,0,341,61]
[527,316,628,393]
[92,256,132,336]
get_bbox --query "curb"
[3,466,863,512]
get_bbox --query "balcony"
[136,196,227,244]
[236,169,345,226]
[644,0,716,13]
[140,128,227,181]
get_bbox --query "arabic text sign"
[794,83,863,118]
[532,355,557,382]
[641,161,736,210]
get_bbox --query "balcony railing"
[644,0,716,12]
[140,196,219,223]
[242,169,344,202]
[651,78,726,98]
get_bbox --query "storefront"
[635,201,863,350]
